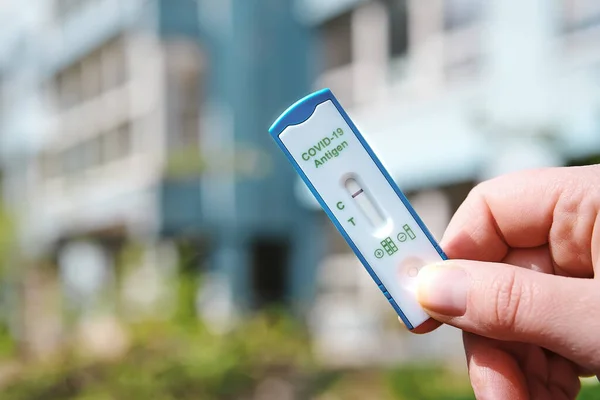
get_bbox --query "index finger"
[440,165,600,274]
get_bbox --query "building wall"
[0,0,326,342]
[307,0,600,188]
[0,0,162,255]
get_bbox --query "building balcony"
[41,0,145,79]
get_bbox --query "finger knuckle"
[469,177,500,200]
[484,269,530,332]
[466,181,488,204]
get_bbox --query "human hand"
[412,165,600,399]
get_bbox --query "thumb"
[416,260,600,370]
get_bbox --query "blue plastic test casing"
[269,88,447,329]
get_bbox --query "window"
[53,35,127,111]
[84,135,103,168]
[442,0,483,81]
[164,40,204,150]
[386,0,410,57]
[102,37,127,91]
[0,73,4,126]
[115,123,132,157]
[41,123,133,182]
[63,145,85,177]
[103,122,131,162]
[40,152,61,180]
[55,0,77,19]
[81,50,102,100]
[56,64,82,110]
[564,0,600,31]
[319,11,353,71]
[54,0,93,22]
[250,239,290,309]
[444,0,483,31]
[178,69,201,148]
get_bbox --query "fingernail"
[417,263,469,316]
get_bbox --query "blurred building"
[0,0,323,355]
[2,0,600,369]
[299,0,600,366]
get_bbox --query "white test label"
[270,91,445,330]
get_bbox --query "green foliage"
[0,325,16,360]
[2,315,600,400]
[386,364,474,400]
[0,311,317,399]
[164,148,207,179]
[172,240,204,326]
[0,197,17,360]
[2,231,599,399]
[0,199,16,273]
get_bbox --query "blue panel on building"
[159,178,204,237]
[193,0,323,312]
[158,0,200,37]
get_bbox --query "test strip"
[268,88,447,330]
[344,177,386,229]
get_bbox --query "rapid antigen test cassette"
[268,88,447,330]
